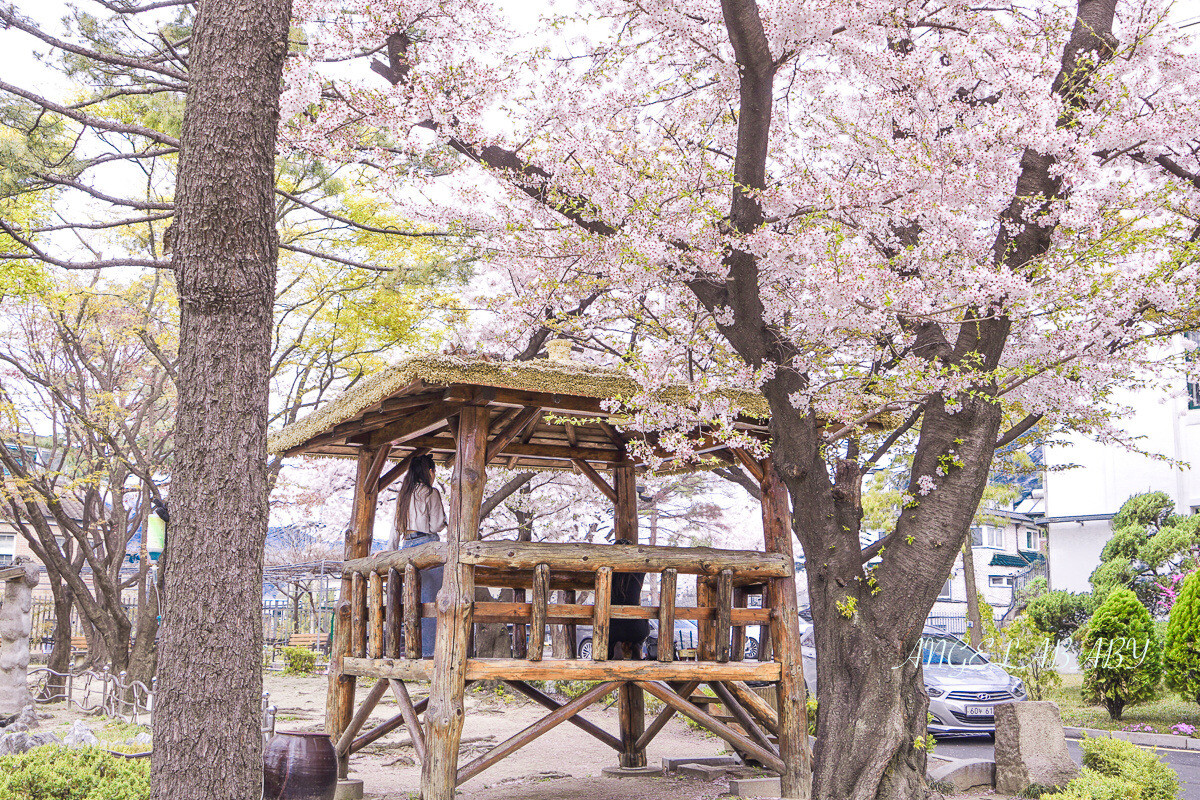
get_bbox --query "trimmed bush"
[281,645,318,676]
[0,746,150,800]
[1027,590,1093,645]
[1079,588,1161,720]
[1164,571,1200,704]
[1082,737,1176,800]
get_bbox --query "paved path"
[937,737,1200,800]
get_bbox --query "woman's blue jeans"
[400,532,443,656]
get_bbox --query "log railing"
[339,540,789,675]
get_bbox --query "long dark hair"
[395,454,436,533]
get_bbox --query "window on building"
[1025,530,1040,550]
[939,580,952,599]
[989,574,1014,588]
[971,525,1004,548]
[0,534,14,566]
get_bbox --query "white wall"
[1047,520,1113,593]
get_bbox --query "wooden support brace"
[708,681,777,756]
[593,566,612,661]
[715,569,733,663]
[618,681,646,767]
[657,569,677,663]
[326,599,354,776]
[369,572,384,659]
[501,680,622,750]
[336,678,389,756]
[389,679,427,764]
[386,568,401,658]
[403,563,421,660]
[571,458,617,503]
[351,695,431,753]
[529,563,549,662]
[635,679,700,750]
[635,681,785,774]
[456,681,620,784]
[726,681,780,736]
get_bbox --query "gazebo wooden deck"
[267,353,810,799]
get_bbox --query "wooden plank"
[369,572,385,659]
[486,406,543,461]
[403,434,627,465]
[352,572,368,659]
[335,678,389,756]
[761,459,811,799]
[715,569,733,664]
[422,404,488,800]
[636,681,785,774]
[344,542,447,575]
[403,563,421,660]
[460,541,791,578]
[456,682,619,784]
[658,569,677,663]
[635,679,700,750]
[389,679,427,764]
[467,601,770,626]
[502,680,622,751]
[613,463,637,542]
[342,656,783,682]
[731,448,766,484]
[571,458,617,503]
[529,563,549,662]
[386,568,402,658]
[592,567,612,661]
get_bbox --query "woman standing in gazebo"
[389,454,446,656]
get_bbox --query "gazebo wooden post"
[327,445,387,778]
[613,463,646,768]
[422,405,488,800]
[760,458,812,799]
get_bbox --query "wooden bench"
[287,633,322,650]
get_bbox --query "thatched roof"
[267,353,771,472]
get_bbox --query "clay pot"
[263,731,338,800]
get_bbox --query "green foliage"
[1027,590,1094,645]
[281,646,318,676]
[807,696,818,736]
[0,746,150,800]
[1164,571,1200,704]
[986,614,1061,700]
[1079,589,1162,720]
[1076,737,1176,800]
[1112,492,1175,531]
[1090,493,1200,613]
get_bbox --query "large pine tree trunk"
[150,0,290,797]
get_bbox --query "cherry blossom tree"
[287,1,1200,797]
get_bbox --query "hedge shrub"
[281,645,318,676]
[0,746,150,800]
[1164,571,1200,704]
[1079,588,1161,720]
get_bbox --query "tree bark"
[150,0,290,798]
[962,540,982,649]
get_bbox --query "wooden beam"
[455,681,619,784]
[343,542,447,574]
[403,563,421,660]
[377,447,429,492]
[325,599,354,776]
[450,601,770,626]
[618,681,646,767]
[335,678,389,756]
[635,680,700,751]
[362,401,465,448]
[613,463,637,542]
[404,435,627,465]
[715,569,733,663]
[592,567,612,661]
[636,681,785,774]
[502,680,622,751]
[369,572,384,659]
[731,448,766,484]
[422,404,488,800]
[351,572,367,658]
[459,541,791,578]
[350,694,431,753]
[571,458,617,503]
[341,656,783,682]
[761,459,812,799]
[725,681,781,736]
[658,569,677,663]
[389,679,428,764]
[529,563,549,662]
[486,406,543,461]
[386,568,402,658]
[489,387,609,416]
[708,681,777,756]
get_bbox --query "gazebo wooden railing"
[270,354,812,799]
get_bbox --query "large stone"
[994,701,1079,795]
[63,720,100,748]
[0,564,39,715]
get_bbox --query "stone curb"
[1062,726,1198,750]
[927,757,995,793]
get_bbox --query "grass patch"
[1049,673,1200,734]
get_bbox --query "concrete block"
[927,758,995,792]
[334,779,363,800]
[1186,737,1200,751]
[601,765,664,778]
[1081,728,1110,739]
[679,763,732,780]
[662,755,740,772]
[727,775,781,798]
[1126,732,1184,749]
[994,701,1079,796]
[1063,727,1086,739]
[1110,730,1132,741]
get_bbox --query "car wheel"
[744,637,759,660]
[578,638,592,660]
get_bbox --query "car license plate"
[965,705,994,717]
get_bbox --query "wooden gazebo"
[267,353,810,799]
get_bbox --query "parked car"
[799,624,1027,736]
[575,619,762,660]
